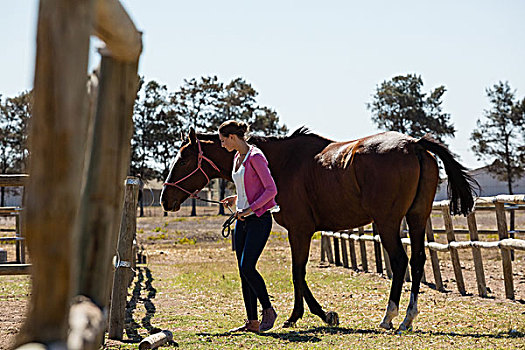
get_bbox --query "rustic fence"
[320,194,525,300]
[14,0,142,348]
[0,174,29,275]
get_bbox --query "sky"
[1,0,524,169]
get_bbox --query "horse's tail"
[416,134,479,216]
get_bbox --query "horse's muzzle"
[161,200,180,212]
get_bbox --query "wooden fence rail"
[321,194,525,300]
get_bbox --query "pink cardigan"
[234,146,278,217]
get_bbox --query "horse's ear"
[188,127,196,145]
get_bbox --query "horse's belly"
[313,201,373,232]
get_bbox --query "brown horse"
[160,127,477,331]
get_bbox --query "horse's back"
[313,131,436,228]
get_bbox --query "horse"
[160,127,477,331]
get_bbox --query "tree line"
[1,74,524,207]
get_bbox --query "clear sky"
[1,0,524,169]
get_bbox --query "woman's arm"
[248,154,277,211]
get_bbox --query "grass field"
[104,238,525,349]
[1,207,524,349]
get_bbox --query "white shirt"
[232,148,252,211]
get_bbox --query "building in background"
[435,166,525,200]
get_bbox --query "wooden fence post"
[109,177,140,340]
[467,212,488,297]
[442,205,466,295]
[400,217,410,282]
[358,227,368,272]
[15,214,23,263]
[348,229,358,270]
[340,232,349,268]
[321,233,326,262]
[495,202,514,299]
[74,51,139,312]
[323,234,334,264]
[333,234,342,266]
[14,0,94,345]
[425,217,444,291]
[372,223,383,274]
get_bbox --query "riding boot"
[259,307,278,332]
[229,319,260,333]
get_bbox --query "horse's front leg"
[303,279,339,326]
[284,230,339,327]
[283,233,307,328]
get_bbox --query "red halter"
[163,139,222,200]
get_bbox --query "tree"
[367,74,455,143]
[471,81,525,194]
[131,78,169,181]
[0,91,32,206]
[471,81,525,231]
[173,76,223,133]
[251,106,288,136]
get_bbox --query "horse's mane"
[196,126,331,146]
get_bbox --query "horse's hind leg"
[399,213,427,331]
[399,150,437,331]
[375,220,408,330]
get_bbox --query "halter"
[163,138,237,237]
[163,139,222,202]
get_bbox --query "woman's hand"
[236,208,253,221]
[221,195,237,209]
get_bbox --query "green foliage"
[0,91,32,174]
[367,74,455,143]
[131,78,179,181]
[173,76,223,133]
[170,217,189,222]
[216,78,288,137]
[470,81,525,193]
[177,236,196,245]
[147,233,169,240]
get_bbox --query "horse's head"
[160,128,229,212]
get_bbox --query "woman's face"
[219,133,236,152]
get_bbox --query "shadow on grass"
[411,329,525,339]
[197,326,383,343]
[124,267,144,343]
[198,326,525,343]
[124,267,163,343]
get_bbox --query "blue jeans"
[234,211,273,320]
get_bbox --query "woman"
[219,120,278,333]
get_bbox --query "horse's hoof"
[283,320,296,328]
[379,321,393,330]
[325,311,339,326]
[397,323,413,332]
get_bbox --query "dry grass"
[100,238,525,349]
